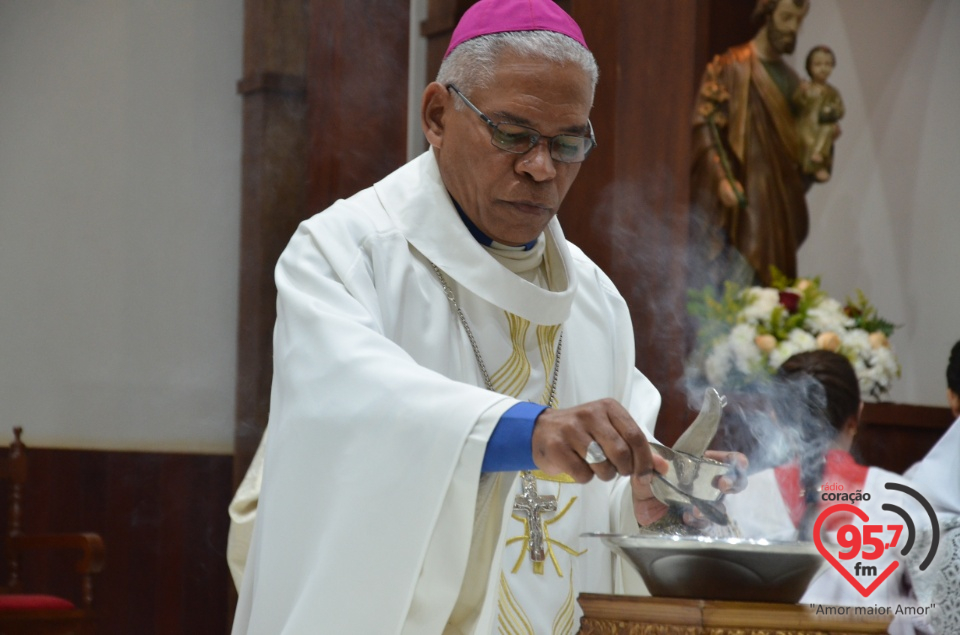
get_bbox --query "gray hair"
[436,30,598,106]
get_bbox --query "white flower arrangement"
[688,273,900,400]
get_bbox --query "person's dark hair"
[752,0,808,24]
[777,350,860,433]
[805,45,836,76]
[948,341,960,395]
[774,350,861,539]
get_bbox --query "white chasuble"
[231,151,661,635]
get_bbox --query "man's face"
[766,1,808,55]
[433,51,594,246]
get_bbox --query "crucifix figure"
[513,471,557,562]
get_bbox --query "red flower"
[779,291,800,313]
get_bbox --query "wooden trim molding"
[3,446,232,635]
[236,72,307,96]
[860,402,954,430]
[420,14,457,38]
[853,402,953,474]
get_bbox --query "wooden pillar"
[306,1,411,214]
[235,0,410,485]
[561,0,754,444]
[557,1,701,444]
[234,0,310,487]
[232,0,409,628]
[422,0,476,86]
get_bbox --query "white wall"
[789,0,959,407]
[407,0,429,160]
[0,0,243,452]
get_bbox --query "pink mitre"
[444,0,589,59]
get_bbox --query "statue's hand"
[718,179,744,208]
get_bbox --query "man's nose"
[517,140,557,182]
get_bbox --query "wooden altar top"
[578,594,892,635]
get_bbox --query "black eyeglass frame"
[446,83,597,164]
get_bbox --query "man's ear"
[421,82,449,148]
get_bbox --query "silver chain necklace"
[430,263,562,405]
[431,262,566,567]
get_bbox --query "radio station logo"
[813,482,940,598]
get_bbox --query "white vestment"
[905,415,960,516]
[724,463,932,635]
[231,151,661,635]
[902,416,960,633]
[227,428,267,590]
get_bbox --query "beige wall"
[0,0,243,452]
[793,0,959,406]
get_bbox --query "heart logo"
[812,503,899,597]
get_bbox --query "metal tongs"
[650,388,732,526]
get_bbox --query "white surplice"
[231,151,661,635]
[902,416,960,633]
[905,416,960,516]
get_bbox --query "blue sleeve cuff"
[481,402,546,473]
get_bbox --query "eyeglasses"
[446,84,596,164]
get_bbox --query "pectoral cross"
[513,471,557,562]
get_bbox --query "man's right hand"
[530,399,667,484]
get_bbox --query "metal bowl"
[586,533,824,604]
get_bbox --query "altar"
[577,594,891,635]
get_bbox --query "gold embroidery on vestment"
[551,570,576,635]
[530,470,575,484]
[490,312,531,397]
[497,571,534,635]
[536,324,562,407]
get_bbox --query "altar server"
[723,351,928,634]
[901,340,960,634]
[905,339,960,516]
